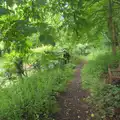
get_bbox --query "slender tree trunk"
[108,0,116,55]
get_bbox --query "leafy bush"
[0,67,73,120]
[3,52,26,76]
[89,84,120,119]
[72,43,92,56]
[71,44,92,65]
[31,47,72,70]
[81,50,120,118]
[82,51,120,92]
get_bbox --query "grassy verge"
[81,51,120,119]
[0,67,73,120]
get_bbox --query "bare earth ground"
[55,64,95,120]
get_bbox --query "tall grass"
[0,67,73,120]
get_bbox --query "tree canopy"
[0,0,120,54]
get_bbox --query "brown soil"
[55,64,95,120]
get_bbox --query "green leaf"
[13,20,37,36]
[14,20,27,25]
[37,0,46,5]
[78,0,83,8]
[0,7,11,16]
[0,20,5,24]
[23,26,37,36]
[17,0,23,4]
[38,23,49,32]
[5,0,14,6]
[39,34,55,46]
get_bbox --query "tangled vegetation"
[82,51,120,119]
[0,0,120,120]
[0,67,73,120]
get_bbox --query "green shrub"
[89,84,120,119]
[0,67,73,120]
[82,51,120,92]
[3,51,27,78]
[81,51,120,118]
[72,43,92,56]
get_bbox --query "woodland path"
[55,64,94,120]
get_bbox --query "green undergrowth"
[81,51,120,118]
[82,51,120,91]
[90,84,120,119]
[0,67,73,120]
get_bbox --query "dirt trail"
[55,64,93,120]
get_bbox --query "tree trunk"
[108,0,116,55]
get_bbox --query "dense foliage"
[0,0,120,119]
[0,67,73,120]
[82,51,120,118]
[0,0,119,50]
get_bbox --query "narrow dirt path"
[55,64,94,120]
